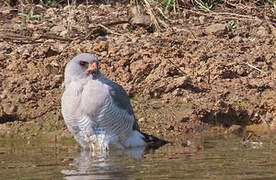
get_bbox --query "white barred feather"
[62,53,147,151]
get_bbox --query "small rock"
[173,76,190,88]
[52,42,67,53]
[93,41,108,52]
[236,67,245,75]
[138,117,146,123]
[130,6,151,26]
[256,26,266,37]
[172,88,182,96]
[60,30,68,38]
[199,16,207,24]
[233,36,243,43]
[205,23,226,34]
[32,32,41,40]
[51,25,66,35]
[122,23,129,30]
[99,4,111,10]
[0,90,8,99]
[131,15,151,26]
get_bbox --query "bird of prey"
[61,53,167,151]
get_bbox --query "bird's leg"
[83,130,97,152]
[89,141,96,152]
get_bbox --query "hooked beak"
[86,61,98,74]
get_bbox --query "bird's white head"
[64,53,100,88]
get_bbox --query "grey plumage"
[61,53,145,150]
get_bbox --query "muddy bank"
[0,2,275,143]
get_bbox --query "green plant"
[0,0,8,6]
[162,0,178,14]
[144,0,178,14]
[45,0,53,4]
[266,0,275,7]
[192,0,214,12]
[18,8,40,28]
[227,22,237,31]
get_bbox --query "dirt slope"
[0,1,275,142]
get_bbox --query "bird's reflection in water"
[61,146,150,180]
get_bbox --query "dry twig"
[167,59,187,76]
[143,0,161,32]
[245,62,264,73]
[98,24,122,36]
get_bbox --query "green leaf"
[164,0,171,14]
[173,0,176,13]
[32,15,40,18]
[29,9,34,17]
[18,13,28,17]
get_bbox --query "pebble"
[256,26,266,37]
[205,23,226,34]
[138,117,146,123]
[236,67,245,75]
[199,16,207,24]
[233,36,243,43]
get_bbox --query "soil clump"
[0,1,275,144]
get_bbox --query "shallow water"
[0,135,276,180]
